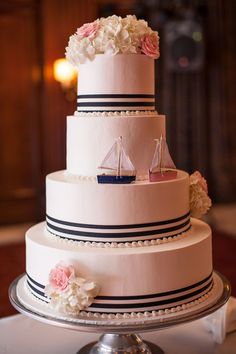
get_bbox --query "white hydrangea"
[65,35,96,66]
[65,15,159,66]
[190,171,212,218]
[50,279,98,315]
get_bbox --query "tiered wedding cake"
[22,15,215,318]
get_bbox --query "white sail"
[150,135,176,172]
[150,138,161,172]
[119,146,135,171]
[99,137,135,174]
[162,139,176,169]
[99,141,118,171]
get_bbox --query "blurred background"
[0,0,236,317]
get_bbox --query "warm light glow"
[192,31,202,42]
[53,58,77,87]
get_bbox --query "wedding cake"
[22,15,215,319]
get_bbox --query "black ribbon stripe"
[26,273,213,310]
[46,212,190,230]
[95,273,213,300]
[77,94,155,99]
[78,102,155,107]
[27,273,44,289]
[27,280,47,299]
[77,110,157,113]
[27,272,212,300]
[90,281,213,309]
[47,224,191,243]
[46,220,191,239]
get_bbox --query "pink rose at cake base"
[48,263,74,291]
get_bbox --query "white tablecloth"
[0,314,236,354]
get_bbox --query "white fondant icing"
[66,112,165,177]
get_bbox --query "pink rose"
[76,20,100,39]
[49,264,74,291]
[141,33,160,59]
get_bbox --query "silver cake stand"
[9,272,230,354]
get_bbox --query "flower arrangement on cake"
[66,15,160,66]
[45,262,99,315]
[189,171,212,218]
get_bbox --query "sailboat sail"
[150,139,161,172]
[119,146,135,171]
[150,135,176,172]
[161,139,176,170]
[99,137,135,174]
[97,136,136,184]
[99,141,118,171]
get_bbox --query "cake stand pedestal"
[77,334,161,354]
[9,272,230,354]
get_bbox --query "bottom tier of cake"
[25,218,213,315]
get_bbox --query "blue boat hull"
[97,175,136,184]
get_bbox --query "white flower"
[45,266,99,315]
[65,36,96,68]
[190,171,212,218]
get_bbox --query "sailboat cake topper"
[97,136,136,184]
[149,134,177,182]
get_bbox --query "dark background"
[0,0,236,225]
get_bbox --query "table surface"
[0,314,236,354]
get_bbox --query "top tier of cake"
[66,15,160,112]
[76,54,155,112]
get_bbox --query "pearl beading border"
[80,289,214,320]
[74,110,158,117]
[46,228,188,248]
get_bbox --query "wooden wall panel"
[0,0,100,225]
[0,1,43,223]
[40,0,98,175]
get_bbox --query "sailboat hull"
[97,175,136,184]
[149,170,177,182]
